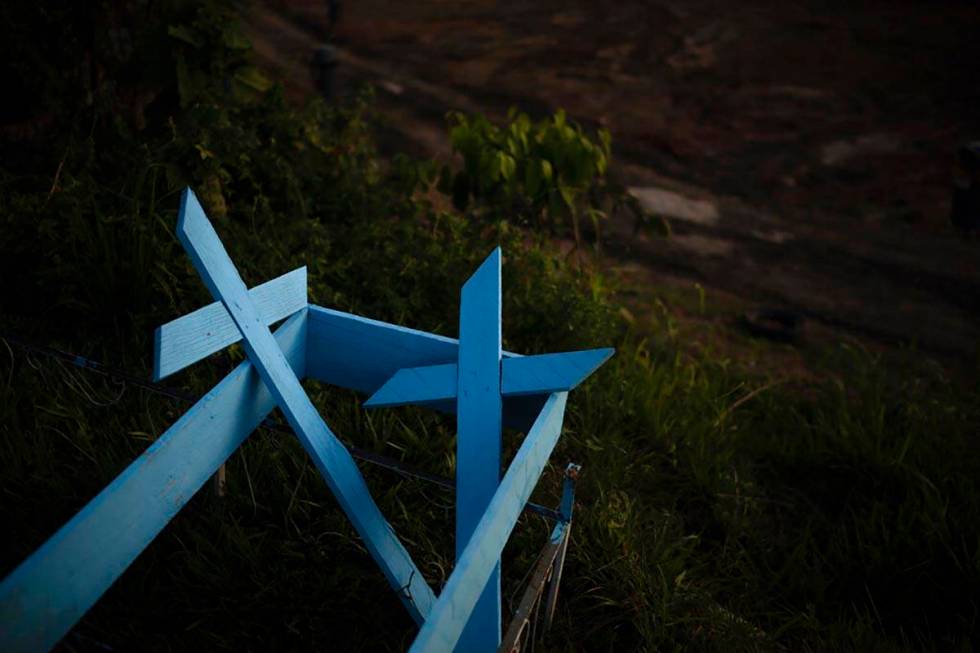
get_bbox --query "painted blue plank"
[409,392,569,653]
[153,267,308,381]
[455,248,503,653]
[0,311,308,653]
[362,348,615,408]
[305,306,520,394]
[175,188,436,624]
[502,348,615,396]
[304,307,543,430]
[558,464,580,522]
[362,363,457,408]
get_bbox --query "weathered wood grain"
[153,266,307,380]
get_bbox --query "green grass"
[2,3,979,650]
[4,294,978,651]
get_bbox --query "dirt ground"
[247,0,980,376]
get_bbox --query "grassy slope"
[1,4,979,651]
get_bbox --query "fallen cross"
[0,188,613,652]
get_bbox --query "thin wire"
[529,582,543,653]
[59,361,127,407]
[0,330,564,522]
[507,529,550,612]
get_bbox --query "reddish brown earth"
[247,1,980,375]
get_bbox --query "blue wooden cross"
[364,250,611,652]
[0,188,613,653]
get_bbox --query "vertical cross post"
[455,248,503,652]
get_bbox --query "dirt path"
[246,1,980,372]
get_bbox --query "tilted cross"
[175,189,612,651]
[0,187,612,653]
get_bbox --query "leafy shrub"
[438,108,657,247]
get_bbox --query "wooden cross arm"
[176,188,437,624]
[153,266,308,381]
[362,348,615,409]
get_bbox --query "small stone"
[628,186,720,226]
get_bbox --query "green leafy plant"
[438,108,658,248]
[166,1,271,107]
